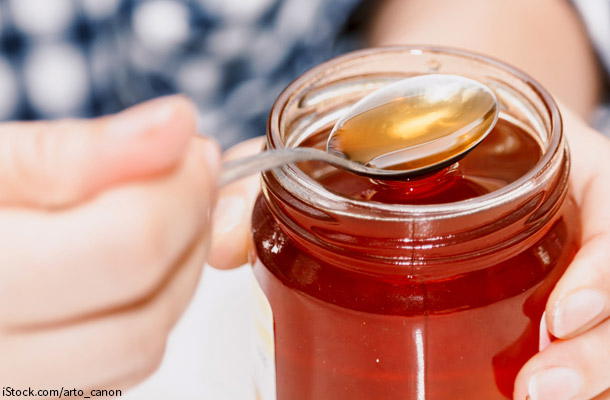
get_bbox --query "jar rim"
[266,46,564,220]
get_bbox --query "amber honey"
[327,81,497,171]
[302,117,541,205]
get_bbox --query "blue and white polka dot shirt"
[0,0,364,147]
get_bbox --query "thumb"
[208,137,265,270]
[0,95,197,209]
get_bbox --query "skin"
[207,138,263,270]
[0,96,221,394]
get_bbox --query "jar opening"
[265,46,564,221]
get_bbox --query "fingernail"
[212,195,246,237]
[552,289,606,337]
[528,367,581,400]
[106,96,181,139]
[539,311,552,351]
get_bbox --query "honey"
[327,78,497,172]
[302,118,541,205]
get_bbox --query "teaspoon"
[219,74,499,186]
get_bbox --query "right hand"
[208,136,265,270]
[0,96,221,395]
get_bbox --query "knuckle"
[104,167,202,304]
[126,331,167,384]
[113,204,173,301]
[139,336,167,375]
[5,126,52,201]
[5,121,86,207]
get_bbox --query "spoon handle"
[219,147,419,187]
[219,148,337,186]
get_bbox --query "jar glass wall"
[250,47,580,400]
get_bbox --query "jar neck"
[261,46,567,277]
[261,145,569,277]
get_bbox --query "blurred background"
[0,0,366,148]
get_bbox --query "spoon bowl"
[326,74,499,174]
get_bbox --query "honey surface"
[303,118,542,205]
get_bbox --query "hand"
[514,107,610,400]
[206,109,610,400]
[0,96,221,395]
[208,137,264,270]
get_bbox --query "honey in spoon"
[326,74,499,175]
[219,74,499,186]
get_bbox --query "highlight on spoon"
[326,74,499,174]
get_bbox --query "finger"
[0,219,209,392]
[593,388,610,400]
[542,108,610,338]
[0,137,220,327]
[559,105,610,236]
[544,233,610,339]
[208,136,264,270]
[0,95,196,209]
[514,317,610,400]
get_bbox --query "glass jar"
[249,46,580,400]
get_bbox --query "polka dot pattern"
[24,43,89,117]
[133,1,190,52]
[0,0,364,148]
[0,59,19,119]
[10,0,75,36]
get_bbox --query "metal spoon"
[219,74,499,186]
